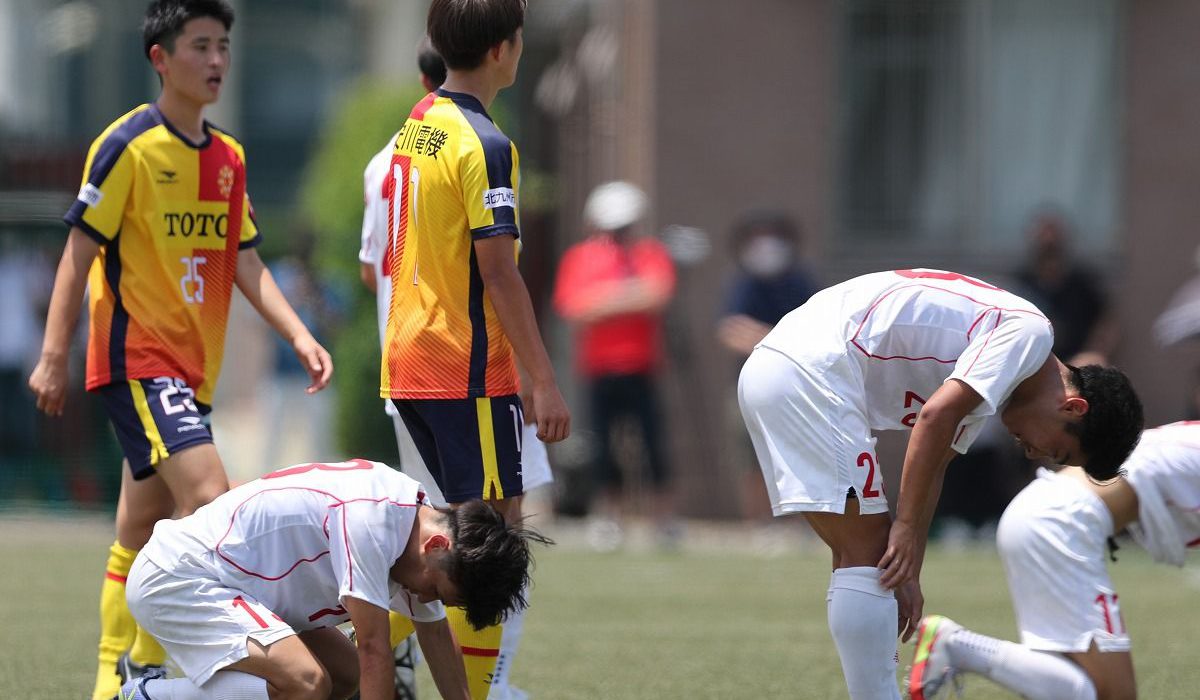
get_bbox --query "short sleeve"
[64,134,137,243]
[236,154,261,249]
[327,501,408,611]
[462,133,519,240]
[388,588,447,624]
[945,313,1054,450]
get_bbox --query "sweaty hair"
[143,0,234,59]
[1067,364,1144,481]
[442,500,552,630]
[417,37,448,89]
[427,0,526,71]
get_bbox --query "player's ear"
[1061,396,1089,417]
[424,533,452,554]
[149,44,169,75]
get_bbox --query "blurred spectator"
[0,235,53,466]
[260,232,343,467]
[1014,208,1118,366]
[553,181,678,549]
[716,212,818,528]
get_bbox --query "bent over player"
[118,459,545,700]
[738,269,1143,699]
[909,420,1200,700]
[26,3,332,698]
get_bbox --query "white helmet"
[583,181,647,231]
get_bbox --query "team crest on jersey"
[217,165,234,198]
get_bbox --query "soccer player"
[908,420,1200,700]
[26,3,332,698]
[359,36,553,700]
[737,268,1144,699]
[378,1,569,697]
[116,458,545,700]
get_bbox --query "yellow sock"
[129,624,166,667]
[447,607,503,700]
[92,541,137,700]
[388,611,415,649]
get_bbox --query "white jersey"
[1123,421,1200,565]
[140,459,444,631]
[759,269,1053,453]
[361,135,400,416]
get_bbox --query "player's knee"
[173,483,226,516]
[274,663,331,700]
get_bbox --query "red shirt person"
[552,181,678,549]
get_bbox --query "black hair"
[1066,364,1144,481]
[427,0,526,71]
[417,37,448,89]
[442,500,552,630]
[143,0,234,60]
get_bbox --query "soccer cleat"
[116,652,165,687]
[115,667,165,700]
[907,615,964,700]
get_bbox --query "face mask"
[740,236,792,278]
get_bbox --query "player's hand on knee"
[878,521,921,590]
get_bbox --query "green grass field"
[4,513,1198,699]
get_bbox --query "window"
[838,0,1121,256]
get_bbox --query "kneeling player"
[119,459,547,700]
[909,421,1200,700]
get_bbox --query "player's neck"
[440,70,502,110]
[155,91,209,144]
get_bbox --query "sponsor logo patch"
[482,187,515,210]
[78,183,103,207]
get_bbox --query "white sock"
[947,630,1096,700]
[489,588,528,697]
[826,567,901,700]
[143,671,268,700]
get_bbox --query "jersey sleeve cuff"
[470,224,519,241]
[238,232,263,250]
[63,211,112,245]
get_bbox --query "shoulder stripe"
[447,96,516,231]
[85,106,160,189]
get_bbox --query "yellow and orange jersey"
[65,103,260,405]
[380,89,521,400]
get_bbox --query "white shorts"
[997,469,1130,653]
[126,555,296,686]
[738,346,888,516]
[391,414,553,509]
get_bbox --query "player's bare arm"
[343,596,397,700]
[359,261,377,294]
[234,247,333,393]
[414,618,471,700]
[879,378,983,589]
[473,234,570,443]
[28,227,100,416]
